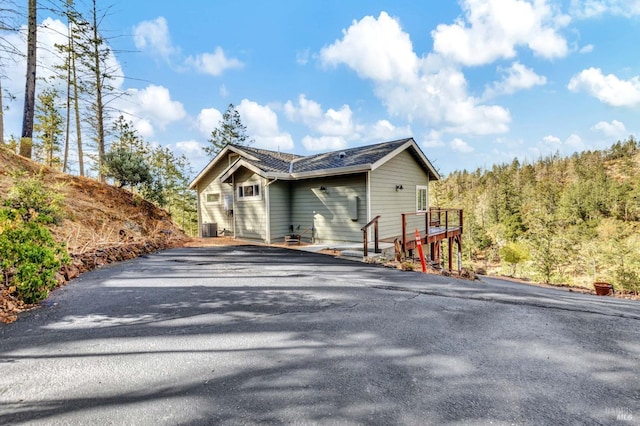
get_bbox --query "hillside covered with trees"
[431,137,640,294]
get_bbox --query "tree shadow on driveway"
[1,246,639,424]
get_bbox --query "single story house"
[188,137,440,244]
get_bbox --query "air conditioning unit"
[201,223,218,238]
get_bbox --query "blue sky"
[3,0,640,176]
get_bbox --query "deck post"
[448,236,453,272]
[363,228,368,257]
[445,210,449,238]
[424,212,428,237]
[401,214,407,255]
[374,219,379,253]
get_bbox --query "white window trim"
[237,183,262,201]
[416,185,428,212]
[205,192,221,204]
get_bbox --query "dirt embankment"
[0,146,190,323]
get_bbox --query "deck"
[383,208,464,271]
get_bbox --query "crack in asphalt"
[372,285,640,321]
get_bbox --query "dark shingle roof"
[190,137,438,188]
[291,138,411,173]
[231,145,302,173]
[230,138,412,174]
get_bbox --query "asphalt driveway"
[1,245,639,425]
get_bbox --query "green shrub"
[0,211,69,304]
[0,176,69,304]
[615,267,640,295]
[5,172,64,224]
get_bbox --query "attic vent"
[338,152,347,159]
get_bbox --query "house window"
[206,193,220,203]
[416,185,428,212]
[238,183,261,200]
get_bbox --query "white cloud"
[579,44,594,54]
[133,17,178,61]
[319,13,511,136]
[320,11,418,85]
[173,140,208,174]
[542,135,562,144]
[568,67,640,107]
[302,136,347,151]
[132,17,242,77]
[175,140,204,155]
[450,138,474,153]
[540,133,583,152]
[592,120,627,138]
[185,47,244,76]
[126,85,186,130]
[284,95,359,138]
[4,17,124,93]
[296,48,310,65]
[566,133,584,149]
[484,62,547,98]
[237,99,294,151]
[117,85,186,137]
[432,0,570,66]
[422,130,445,148]
[196,108,223,137]
[367,120,412,141]
[285,95,323,123]
[1,18,124,136]
[570,0,640,18]
[134,119,155,139]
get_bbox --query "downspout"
[366,171,371,223]
[264,178,279,244]
[232,175,236,238]
[196,185,202,237]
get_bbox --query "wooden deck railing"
[401,207,463,252]
[361,215,381,257]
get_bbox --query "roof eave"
[188,145,234,189]
[370,138,440,180]
[291,164,372,179]
[219,159,269,183]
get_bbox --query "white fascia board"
[265,172,292,180]
[188,145,234,189]
[290,164,371,179]
[370,138,441,181]
[188,145,263,189]
[219,159,268,182]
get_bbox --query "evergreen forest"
[430,137,640,294]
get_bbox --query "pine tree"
[204,103,253,157]
[34,88,63,168]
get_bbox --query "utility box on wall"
[349,196,359,221]
[201,223,218,237]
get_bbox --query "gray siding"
[197,156,234,236]
[291,174,367,243]
[370,149,431,240]
[234,168,267,241]
[268,180,291,243]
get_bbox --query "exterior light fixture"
[319,186,327,192]
[395,184,404,191]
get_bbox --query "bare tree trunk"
[91,0,105,181]
[0,77,4,145]
[20,0,36,158]
[71,45,84,175]
[62,25,71,172]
